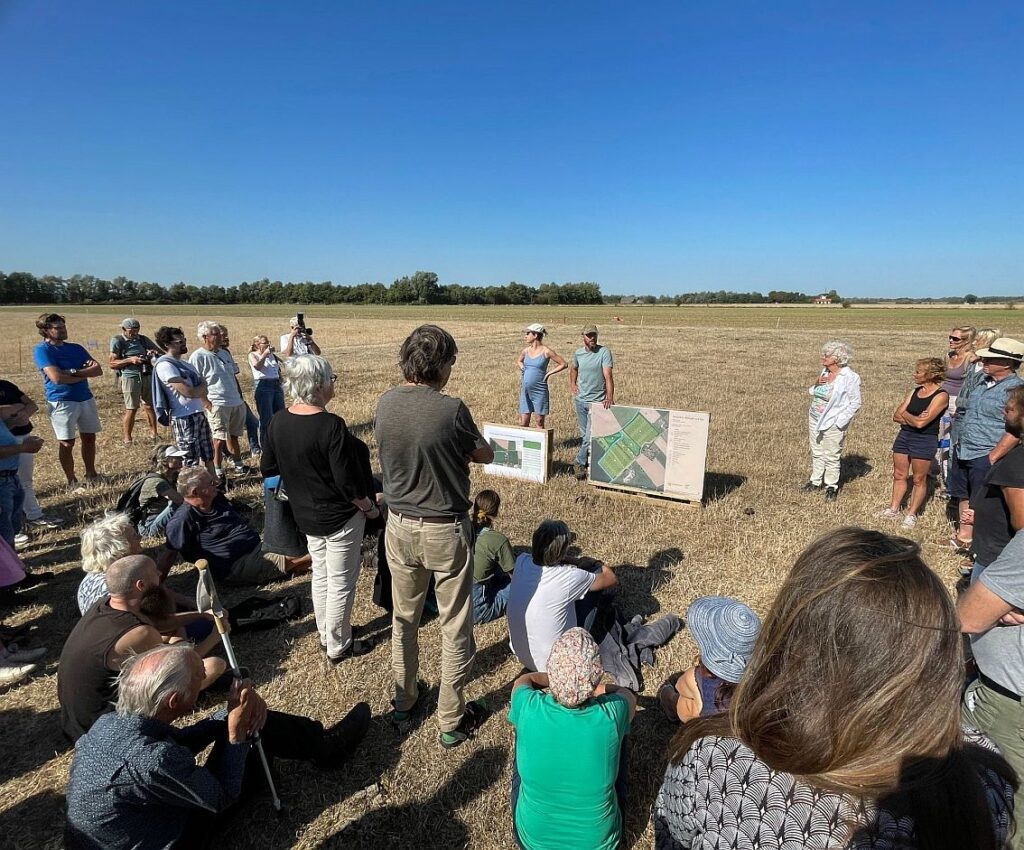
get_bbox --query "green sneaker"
[439,699,489,749]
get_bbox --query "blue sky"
[1,2,1021,297]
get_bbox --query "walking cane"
[195,558,282,812]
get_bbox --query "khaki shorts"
[207,403,247,440]
[224,545,289,585]
[47,398,103,441]
[120,373,153,410]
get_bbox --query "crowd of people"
[2,313,1024,849]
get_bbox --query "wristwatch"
[69,368,78,375]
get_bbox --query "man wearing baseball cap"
[125,444,188,538]
[949,337,1024,546]
[569,325,614,480]
[109,318,161,445]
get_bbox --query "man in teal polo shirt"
[569,325,614,480]
[32,313,103,488]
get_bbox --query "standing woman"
[248,335,285,449]
[654,527,1016,850]
[260,355,380,662]
[879,358,949,529]
[804,340,862,501]
[517,323,567,428]
[937,326,975,483]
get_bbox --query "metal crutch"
[195,558,282,812]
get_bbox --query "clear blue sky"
[2,2,1021,297]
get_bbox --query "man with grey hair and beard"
[65,643,371,850]
[58,554,226,742]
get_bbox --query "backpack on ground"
[115,473,164,526]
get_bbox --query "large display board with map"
[482,423,552,484]
[588,404,710,502]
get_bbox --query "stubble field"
[0,303,1019,849]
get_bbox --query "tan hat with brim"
[582,324,598,336]
[975,337,1024,362]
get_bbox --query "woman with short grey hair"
[78,512,142,615]
[804,340,862,500]
[261,355,379,662]
[506,519,618,672]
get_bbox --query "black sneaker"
[800,481,823,493]
[439,699,489,749]
[315,702,372,768]
[824,486,839,502]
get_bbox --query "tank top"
[58,600,144,742]
[943,358,968,396]
[901,387,945,435]
[696,667,733,717]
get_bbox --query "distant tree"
[964,293,978,304]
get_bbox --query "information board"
[482,423,552,484]
[588,404,709,502]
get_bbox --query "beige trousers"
[808,414,847,488]
[385,512,476,733]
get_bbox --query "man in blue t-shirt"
[569,325,615,479]
[32,313,103,488]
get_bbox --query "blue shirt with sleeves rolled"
[957,374,1024,460]
[33,341,95,402]
[0,420,21,473]
[65,711,249,850]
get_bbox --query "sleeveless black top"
[901,387,945,435]
[58,599,144,742]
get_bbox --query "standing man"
[949,338,1024,547]
[374,324,494,748]
[189,322,250,480]
[153,326,214,474]
[970,386,1024,579]
[109,318,161,446]
[0,377,62,531]
[569,324,614,480]
[280,315,321,358]
[32,313,102,489]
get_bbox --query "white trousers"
[809,414,847,488]
[17,441,43,520]
[306,511,366,658]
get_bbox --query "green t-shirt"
[473,527,516,583]
[139,474,174,518]
[572,346,613,403]
[509,686,630,850]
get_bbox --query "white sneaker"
[25,515,64,529]
[13,533,30,550]
[902,514,918,529]
[877,508,901,519]
[0,643,46,663]
[0,660,37,687]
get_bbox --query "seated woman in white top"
[507,519,617,672]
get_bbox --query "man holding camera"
[109,318,161,445]
[280,315,321,359]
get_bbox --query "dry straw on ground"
[0,305,1017,849]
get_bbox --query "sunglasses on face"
[949,336,964,342]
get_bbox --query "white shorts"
[47,398,103,441]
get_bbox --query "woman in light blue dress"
[517,323,567,427]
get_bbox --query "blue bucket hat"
[686,596,761,684]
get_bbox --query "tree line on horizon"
[0,269,1013,307]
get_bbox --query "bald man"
[57,554,226,742]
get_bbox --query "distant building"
[813,295,832,305]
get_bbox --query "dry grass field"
[0,304,1020,849]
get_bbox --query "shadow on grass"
[624,699,672,849]
[702,471,746,503]
[840,452,872,483]
[319,745,508,848]
[0,789,66,849]
[0,706,65,784]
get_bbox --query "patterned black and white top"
[654,730,1013,849]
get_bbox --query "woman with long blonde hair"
[654,527,1015,850]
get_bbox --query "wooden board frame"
[590,481,702,511]
[482,423,553,484]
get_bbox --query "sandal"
[658,675,682,722]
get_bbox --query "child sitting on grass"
[658,596,761,723]
[471,489,516,623]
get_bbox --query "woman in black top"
[261,355,380,662]
[878,357,949,529]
